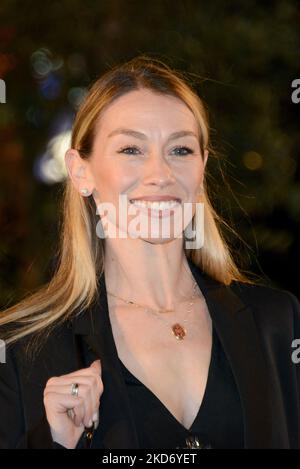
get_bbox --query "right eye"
[117,145,141,155]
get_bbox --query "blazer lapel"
[71,276,140,449]
[188,259,273,448]
[71,259,273,449]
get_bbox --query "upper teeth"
[130,200,180,209]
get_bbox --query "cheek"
[92,160,136,196]
[177,164,204,194]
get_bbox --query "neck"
[103,236,196,311]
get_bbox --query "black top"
[118,325,244,449]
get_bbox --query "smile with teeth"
[129,199,181,210]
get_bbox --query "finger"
[45,383,99,426]
[46,377,103,407]
[52,374,103,390]
[72,403,85,428]
[44,392,85,416]
[90,359,102,373]
[93,409,99,429]
[47,375,101,387]
[67,403,85,428]
[44,391,88,428]
[62,361,102,379]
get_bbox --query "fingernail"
[88,419,93,427]
[93,411,99,429]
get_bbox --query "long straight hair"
[0,55,255,352]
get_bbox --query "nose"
[142,152,176,188]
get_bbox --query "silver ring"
[71,382,79,397]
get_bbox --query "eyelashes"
[117,145,195,157]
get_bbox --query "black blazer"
[1,259,300,449]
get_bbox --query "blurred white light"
[37,130,71,184]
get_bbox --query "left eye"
[171,146,194,156]
[118,146,141,155]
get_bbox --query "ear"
[65,149,95,196]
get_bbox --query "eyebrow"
[107,127,198,142]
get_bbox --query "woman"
[0,56,300,449]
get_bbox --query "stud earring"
[80,188,91,196]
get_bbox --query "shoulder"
[0,319,79,448]
[1,319,76,390]
[230,279,299,310]
[229,279,300,334]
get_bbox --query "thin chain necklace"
[106,280,200,341]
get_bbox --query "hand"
[43,359,103,449]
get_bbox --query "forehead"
[96,89,198,137]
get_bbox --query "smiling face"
[76,88,208,244]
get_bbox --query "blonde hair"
[0,55,256,352]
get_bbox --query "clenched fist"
[43,359,103,449]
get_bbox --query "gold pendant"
[172,323,186,340]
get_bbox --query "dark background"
[0,0,299,307]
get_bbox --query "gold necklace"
[106,281,200,340]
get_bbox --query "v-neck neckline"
[118,325,218,433]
